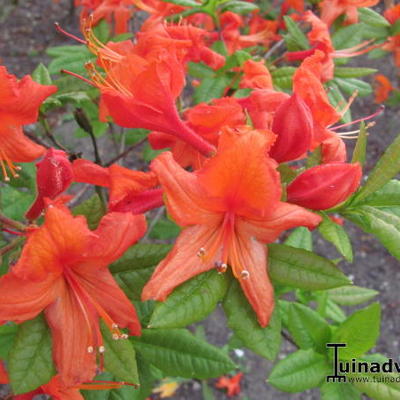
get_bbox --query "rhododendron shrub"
[1,1,400,399]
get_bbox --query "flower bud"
[270,93,313,163]
[25,148,73,220]
[286,162,362,210]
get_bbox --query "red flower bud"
[270,93,313,163]
[26,148,73,220]
[286,162,362,210]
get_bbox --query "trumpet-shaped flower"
[0,204,145,386]
[142,127,321,326]
[0,66,57,180]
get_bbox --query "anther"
[241,270,250,279]
[197,247,206,257]
[112,333,119,340]
[215,261,227,274]
[121,334,128,339]
[99,346,105,353]
[87,346,94,353]
[112,323,118,329]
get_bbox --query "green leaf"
[100,322,139,385]
[93,19,111,43]
[268,243,351,290]
[271,67,296,90]
[333,78,372,98]
[202,380,216,400]
[0,323,17,360]
[32,63,53,85]
[148,217,180,240]
[73,194,105,230]
[334,67,377,79]
[131,329,236,379]
[327,82,352,124]
[0,185,34,220]
[343,206,400,260]
[268,349,329,393]
[110,244,171,301]
[149,270,228,328]
[8,315,55,395]
[320,381,361,400]
[319,215,353,262]
[188,62,215,79]
[326,285,378,306]
[283,16,309,50]
[161,0,199,6]
[332,303,381,359]
[220,0,259,14]
[284,226,313,251]
[332,24,364,50]
[325,299,346,323]
[351,372,400,399]
[193,76,230,104]
[223,279,281,360]
[47,45,95,75]
[359,7,391,28]
[354,180,400,207]
[287,303,331,352]
[352,134,400,203]
[351,121,368,166]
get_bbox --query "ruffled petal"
[142,225,218,301]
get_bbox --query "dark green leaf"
[149,270,228,328]
[148,218,180,240]
[268,243,351,290]
[284,226,313,251]
[223,279,281,360]
[73,194,105,230]
[131,329,235,379]
[332,303,381,359]
[1,185,34,221]
[268,349,329,392]
[8,315,55,395]
[0,323,17,360]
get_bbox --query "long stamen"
[54,22,87,44]
[61,69,96,86]
[331,106,384,130]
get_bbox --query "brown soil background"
[1,1,400,399]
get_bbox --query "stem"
[23,129,51,149]
[39,113,69,152]
[0,212,26,231]
[264,39,284,59]
[105,137,147,167]
[0,236,25,256]
[281,330,297,347]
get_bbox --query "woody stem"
[0,236,25,256]
[0,212,26,231]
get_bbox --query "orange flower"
[0,203,145,386]
[0,66,57,180]
[374,74,394,104]
[72,159,161,212]
[319,0,379,26]
[142,127,321,326]
[239,59,273,90]
[383,5,400,68]
[215,372,243,397]
[149,97,246,169]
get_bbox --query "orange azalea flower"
[72,159,162,212]
[0,66,56,180]
[383,5,400,68]
[239,59,273,90]
[319,0,379,26]
[215,372,243,397]
[79,27,215,157]
[0,203,145,386]
[142,127,321,326]
[374,74,394,103]
[149,97,246,169]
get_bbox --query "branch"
[105,137,147,166]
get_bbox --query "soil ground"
[1,1,400,399]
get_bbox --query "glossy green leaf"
[73,194,105,230]
[284,226,313,251]
[268,349,329,392]
[8,315,55,395]
[268,243,351,290]
[131,329,235,379]
[352,134,400,203]
[287,303,331,352]
[332,303,381,359]
[343,205,400,260]
[100,322,139,385]
[334,67,377,78]
[359,7,391,27]
[149,270,228,328]
[110,244,171,301]
[326,285,378,306]
[321,381,361,400]
[319,215,353,262]
[223,279,281,360]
